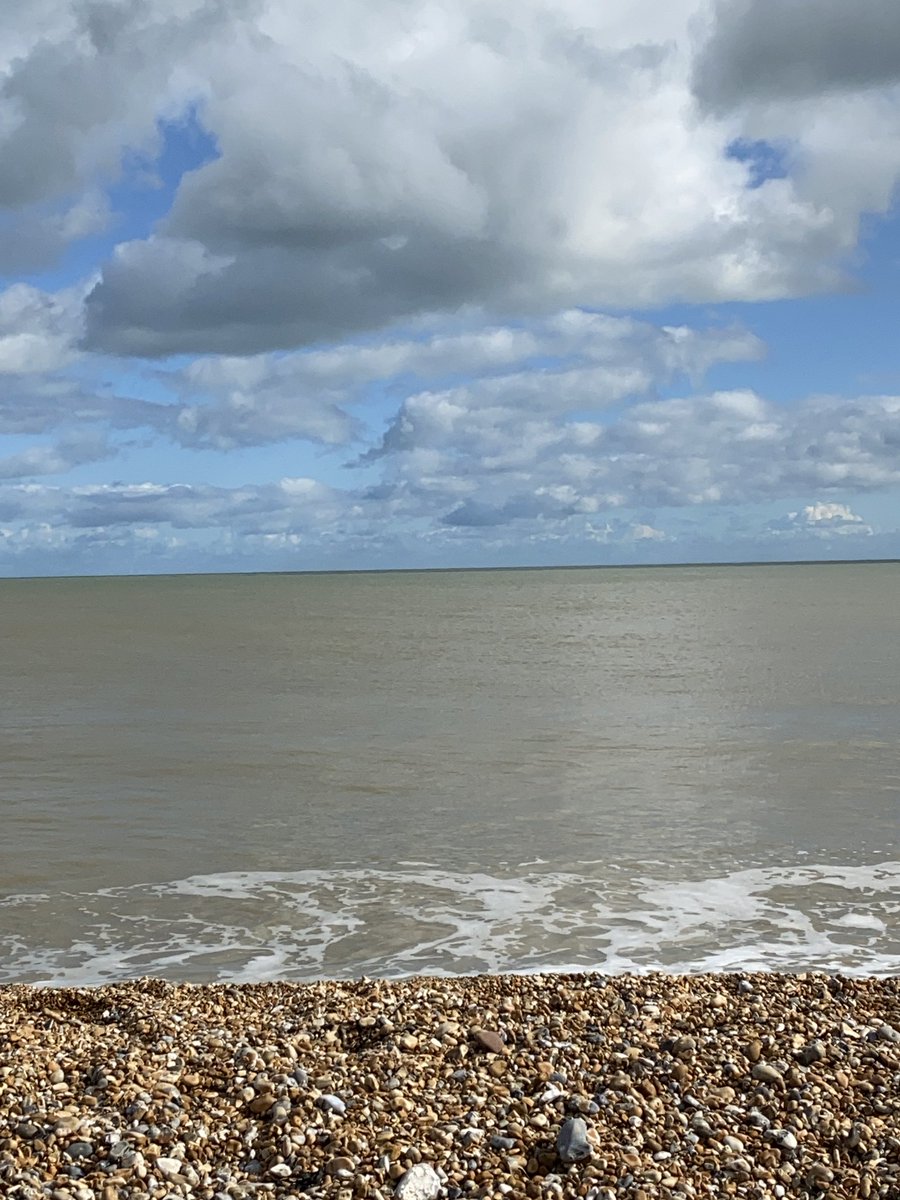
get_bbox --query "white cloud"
[768,501,874,538]
[630,522,667,541]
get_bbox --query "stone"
[769,1129,798,1152]
[491,1135,517,1151]
[795,1040,827,1065]
[751,1063,782,1084]
[394,1163,442,1200]
[806,1164,834,1189]
[471,1029,505,1054]
[155,1157,184,1178]
[557,1117,592,1164]
[319,1093,347,1115]
[66,1141,94,1159]
[672,1036,696,1059]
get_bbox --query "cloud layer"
[1,287,898,569]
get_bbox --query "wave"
[1,859,898,986]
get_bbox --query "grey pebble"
[557,1116,592,1164]
[66,1142,95,1159]
[318,1093,346,1115]
[795,1040,827,1065]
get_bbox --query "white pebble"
[395,1162,442,1200]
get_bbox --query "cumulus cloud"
[19,0,882,354]
[0,1,899,571]
[768,501,874,538]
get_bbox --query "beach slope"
[1,972,898,1198]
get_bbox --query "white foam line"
[1,860,898,986]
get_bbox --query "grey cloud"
[58,477,348,535]
[0,0,242,209]
[0,193,110,274]
[0,377,167,437]
[165,312,760,452]
[0,433,113,480]
[2,2,899,356]
[0,283,85,375]
[694,0,900,111]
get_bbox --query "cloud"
[0,433,113,480]
[0,192,110,273]
[630,522,667,541]
[361,387,900,531]
[694,0,900,111]
[767,501,874,538]
[43,0,891,355]
[0,282,86,374]
[165,310,762,451]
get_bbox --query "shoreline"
[2,971,898,1198]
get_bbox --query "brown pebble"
[472,1029,505,1054]
[745,1039,763,1062]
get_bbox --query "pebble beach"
[1,973,899,1200]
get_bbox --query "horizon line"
[1,556,898,584]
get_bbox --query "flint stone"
[795,1040,827,1065]
[472,1029,505,1054]
[66,1142,94,1160]
[770,1129,798,1152]
[395,1162,442,1200]
[751,1063,782,1084]
[491,1136,517,1150]
[318,1093,346,1115]
[557,1117,592,1164]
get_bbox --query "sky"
[1,0,899,576]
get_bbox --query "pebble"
[394,1162,442,1199]
[556,1116,592,1163]
[770,1128,798,1151]
[155,1157,184,1178]
[796,1039,827,1065]
[471,1029,505,1054]
[751,1062,783,1084]
[65,1141,94,1159]
[0,972,897,1198]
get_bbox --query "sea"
[1,562,898,986]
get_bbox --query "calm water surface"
[1,564,898,982]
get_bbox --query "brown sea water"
[1,563,898,983]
